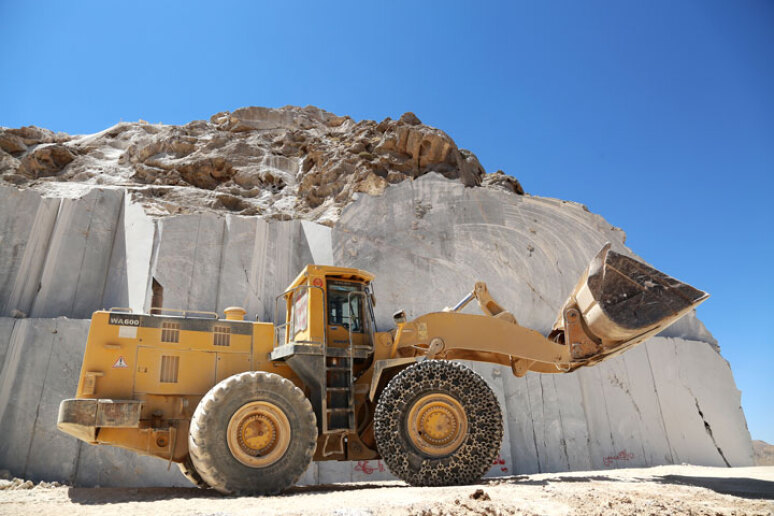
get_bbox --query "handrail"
[108,307,134,313]
[148,307,219,319]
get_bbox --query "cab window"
[327,280,363,332]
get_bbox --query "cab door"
[326,279,372,351]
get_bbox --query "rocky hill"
[753,440,774,466]
[0,106,522,224]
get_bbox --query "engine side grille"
[213,325,231,347]
[159,355,179,383]
[161,321,180,343]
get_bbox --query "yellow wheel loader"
[57,243,708,494]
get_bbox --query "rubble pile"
[0,470,64,490]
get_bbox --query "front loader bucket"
[560,243,709,361]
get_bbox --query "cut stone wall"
[0,186,328,321]
[0,176,753,487]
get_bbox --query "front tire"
[374,360,503,486]
[188,371,317,495]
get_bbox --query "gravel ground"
[1,465,772,515]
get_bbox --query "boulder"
[18,144,75,178]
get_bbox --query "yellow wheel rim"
[227,401,291,468]
[406,393,468,457]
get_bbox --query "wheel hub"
[227,401,291,468]
[239,414,277,451]
[407,393,468,457]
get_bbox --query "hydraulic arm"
[387,243,708,376]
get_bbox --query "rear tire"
[188,371,317,495]
[374,360,503,486]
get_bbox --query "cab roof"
[288,265,375,290]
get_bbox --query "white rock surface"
[0,170,752,488]
[331,174,752,474]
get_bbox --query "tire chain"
[373,360,503,487]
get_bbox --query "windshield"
[327,280,364,332]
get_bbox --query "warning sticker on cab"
[113,356,129,368]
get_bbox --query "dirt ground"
[1,465,772,516]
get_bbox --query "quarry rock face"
[0,107,752,486]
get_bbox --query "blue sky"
[1,1,772,443]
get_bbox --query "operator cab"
[271,265,376,359]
